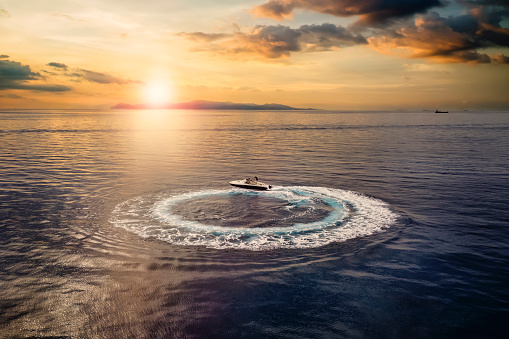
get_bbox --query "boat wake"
[110,186,398,250]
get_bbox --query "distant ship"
[435,109,448,113]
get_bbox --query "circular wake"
[110,186,398,250]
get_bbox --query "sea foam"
[110,186,398,250]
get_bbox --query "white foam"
[110,186,398,250]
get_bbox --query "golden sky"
[1,0,508,110]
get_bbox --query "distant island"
[111,100,316,110]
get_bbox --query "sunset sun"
[143,80,174,107]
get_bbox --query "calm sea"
[1,110,508,338]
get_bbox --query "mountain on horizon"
[111,100,316,110]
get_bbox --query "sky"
[0,0,508,110]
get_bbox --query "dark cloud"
[462,0,509,28]
[179,1,508,64]
[458,0,509,7]
[42,70,58,75]
[0,54,9,59]
[0,58,139,96]
[299,23,368,49]
[178,23,367,58]
[368,11,509,63]
[0,59,72,92]
[0,59,41,81]
[240,25,302,58]
[252,0,444,26]
[47,62,68,70]
[445,14,480,34]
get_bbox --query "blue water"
[1,110,508,338]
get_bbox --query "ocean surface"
[0,109,508,338]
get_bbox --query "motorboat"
[435,109,448,113]
[229,177,272,190]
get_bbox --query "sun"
[143,80,174,107]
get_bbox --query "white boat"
[229,177,272,190]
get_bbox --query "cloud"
[299,23,368,50]
[0,59,72,92]
[77,69,138,84]
[0,93,24,99]
[458,0,509,8]
[51,13,86,22]
[368,10,509,63]
[47,62,68,70]
[230,25,302,58]
[0,54,9,59]
[251,0,444,26]
[492,52,509,64]
[179,1,508,64]
[0,59,41,81]
[251,0,297,20]
[178,23,367,58]
[0,83,72,92]
[0,58,138,96]
[43,64,138,85]
[176,32,232,43]
[0,9,10,18]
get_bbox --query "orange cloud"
[492,52,509,64]
[251,0,444,26]
[251,0,297,21]
[180,1,509,64]
[368,11,509,63]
